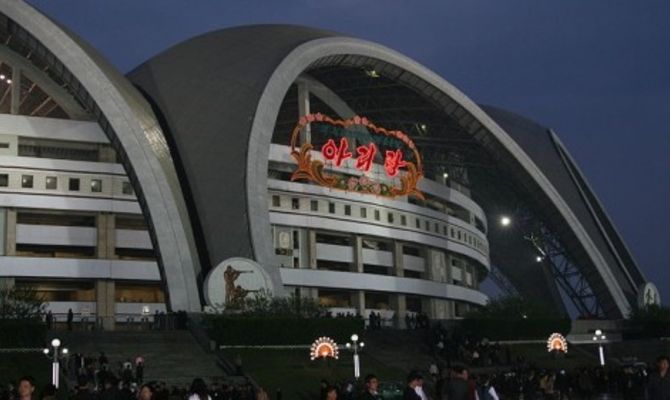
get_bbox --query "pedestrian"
[136,360,145,384]
[139,384,155,400]
[403,372,422,400]
[67,308,74,331]
[17,376,35,400]
[444,366,469,400]
[46,310,53,330]
[323,385,338,400]
[475,374,499,400]
[188,378,211,400]
[647,355,670,400]
[361,374,381,400]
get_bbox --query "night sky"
[26,1,670,303]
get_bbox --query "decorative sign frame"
[310,336,340,360]
[546,333,568,353]
[290,113,424,199]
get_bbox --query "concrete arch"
[0,1,201,311]
[247,37,632,317]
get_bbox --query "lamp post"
[43,338,68,388]
[345,333,365,379]
[592,329,606,366]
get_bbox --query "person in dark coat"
[403,371,422,400]
[360,374,381,400]
[648,356,670,400]
[67,309,74,331]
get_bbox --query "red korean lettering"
[355,143,377,172]
[384,149,407,177]
[321,137,352,167]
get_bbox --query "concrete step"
[48,330,227,386]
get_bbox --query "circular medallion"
[203,258,274,310]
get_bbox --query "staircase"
[48,330,228,386]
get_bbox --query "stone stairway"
[48,330,228,386]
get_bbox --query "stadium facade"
[0,1,654,328]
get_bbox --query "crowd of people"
[2,376,260,400]
[315,355,670,399]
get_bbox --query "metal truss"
[517,209,604,318]
[488,264,520,298]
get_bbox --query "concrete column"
[96,214,116,259]
[351,290,365,318]
[10,68,20,115]
[307,229,317,269]
[297,82,311,145]
[393,241,404,277]
[5,209,16,256]
[96,280,116,331]
[391,294,407,329]
[353,235,363,273]
[300,230,318,300]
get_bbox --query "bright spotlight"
[351,334,359,342]
[51,338,61,347]
[500,216,511,227]
[43,348,49,355]
[536,256,543,262]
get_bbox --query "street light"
[500,216,511,227]
[44,338,68,388]
[345,333,365,379]
[593,329,606,366]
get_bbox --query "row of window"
[0,172,134,195]
[270,194,488,254]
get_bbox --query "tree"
[0,285,46,320]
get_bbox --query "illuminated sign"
[310,336,339,360]
[546,333,568,353]
[290,113,424,199]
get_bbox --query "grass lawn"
[223,349,406,399]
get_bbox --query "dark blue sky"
[27,0,670,303]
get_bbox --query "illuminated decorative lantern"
[546,333,568,353]
[310,336,340,360]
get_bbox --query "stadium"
[0,1,655,330]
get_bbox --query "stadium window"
[68,178,80,191]
[272,195,281,207]
[91,179,102,193]
[443,226,448,236]
[45,176,57,190]
[387,212,394,224]
[310,200,319,211]
[21,175,33,189]
[415,219,421,229]
[424,220,430,231]
[374,209,380,221]
[291,198,300,210]
[450,228,455,238]
[122,181,134,195]
[344,205,351,216]
[400,215,407,226]
[434,223,439,233]
[328,202,336,214]
[360,207,367,218]
[457,231,462,240]
[0,173,8,187]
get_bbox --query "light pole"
[43,338,68,388]
[592,329,606,366]
[345,333,365,379]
